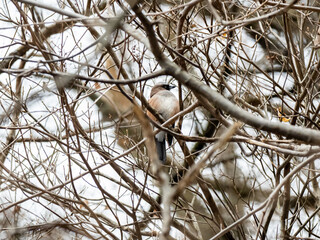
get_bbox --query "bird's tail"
[155,139,166,163]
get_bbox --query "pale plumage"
[147,83,179,162]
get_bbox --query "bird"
[147,82,179,163]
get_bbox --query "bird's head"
[150,82,176,98]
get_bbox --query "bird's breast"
[148,90,179,121]
[156,94,179,120]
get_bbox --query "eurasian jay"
[147,83,179,163]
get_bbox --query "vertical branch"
[280,159,291,240]
[175,0,201,129]
[133,105,173,240]
[0,59,25,168]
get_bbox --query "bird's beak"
[168,85,176,90]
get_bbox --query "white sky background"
[0,0,319,239]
